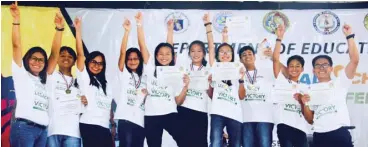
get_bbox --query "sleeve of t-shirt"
[11,60,27,83]
[336,69,352,89]
[76,66,91,88]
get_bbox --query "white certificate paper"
[55,94,81,115]
[157,66,186,89]
[189,70,210,90]
[226,16,251,37]
[212,62,240,81]
[271,83,298,104]
[308,83,333,105]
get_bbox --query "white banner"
[66,8,368,147]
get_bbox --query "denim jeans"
[47,135,81,147]
[277,124,308,147]
[242,122,274,147]
[210,114,241,147]
[10,120,48,147]
[313,127,353,147]
[118,120,145,147]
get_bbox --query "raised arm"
[136,12,150,64]
[10,2,22,67]
[273,24,288,78]
[74,17,85,71]
[222,26,229,43]
[47,11,65,75]
[118,18,131,72]
[343,24,359,79]
[203,13,215,67]
[167,19,174,46]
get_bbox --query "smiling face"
[58,50,75,70]
[88,55,104,75]
[313,58,333,80]
[156,46,173,66]
[287,59,304,79]
[190,44,205,65]
[28,52,46,75]
[126,52,140,71]
[240,50,255,66]
[218,45,233,62]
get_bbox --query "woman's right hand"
[81,95,88,106]
[74,17,81,31]
[10,1,20,21]
[123,18,131,32]
[135,12,143,24]
[203,13,210,24]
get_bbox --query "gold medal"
[66,89,71,94]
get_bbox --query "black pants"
[177,106,208,147]
[80,123,113,147]
[118,120,145,147]
[277,124,308,147]
[144,113,182,147]
[313,127,353,147]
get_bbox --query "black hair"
[188,40,208,66]
[312,55,333,67]
[125,48,144,77]
[85,51,107,95]
[216,43,234,86]
[154,43,175,77]
[287,55,305,67]
[238,46,255,58]
[22,47,48,84]
[60,46,77,62]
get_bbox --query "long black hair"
[22,47,48,84]
[154,43,175,77]
[188,40,208,66]
[215,43,235,86]
[125,48,144,77]
[85,51,107,95]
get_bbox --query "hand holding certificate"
[271,83,309,104]
[212,62,241,81]
[307,83,333,105]
[56,94,81,115]
[188,70,210,90]
[157,66,186,88]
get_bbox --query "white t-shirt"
[177,57,210,113]
[210,62,243,122]
[114,67,147,127]
[47,72,81,138]
[77,66,113,128]
[241,67,275,123]
[311,72,352,133]
[274,73,310,133]
[144,59,181,116]
[11,61,49,126]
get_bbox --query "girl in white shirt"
[136,12,189,147]
[74,17,114,147]
[114,18,148,147]
[9,3,63,147]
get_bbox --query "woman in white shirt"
[114,17,148,147]
[299,24,359,147]
[74,17,114,147]
[136,12,189,147]
[272,24,309,147]
[9,3,62,147]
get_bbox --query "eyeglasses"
[127,58,139,61]
[90,60,104,67]
[314,63,330,69]
[219,51,232,55]
[30,57,45,64]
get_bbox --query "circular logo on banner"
[313,11,340,35]
[263,11,290,34]
[165,12,190,34]
[213,11,233,33]
[364,14,368,31]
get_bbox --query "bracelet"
[12,23,20,25]
[137,23,142,27]
[239,79,244,84]
[55,27,64,31]
[276,38,282,42]
[346,34,355,40]
[204,22,212,27]
[206,31,212,34]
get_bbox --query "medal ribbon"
[59,71,74,91]
[245,69,257,85]
[131,73,142,89]
[190,63,203,71]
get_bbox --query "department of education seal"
[364,13,368,31]
[313,11,340,35]
[263,11,290,34]
[165,12,190,34]
[213,11,233,33]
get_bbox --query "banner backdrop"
[1,6,368,147]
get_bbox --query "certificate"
[271,83,299,104]
[212,62,240,81]
[189,70,210,90]
[157,66,186,90]
[226,16,251,37]
[55,94,81,115]
[308,83,333,105]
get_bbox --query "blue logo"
[165,12,190,34]
[263,11,290,34]
[213,11,233,33]
[313,11,340,35]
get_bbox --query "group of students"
[9,2,360,147]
